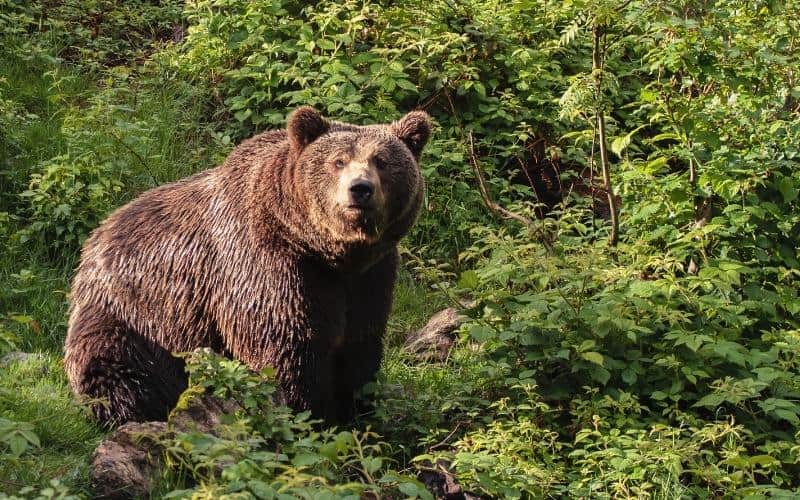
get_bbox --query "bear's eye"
[374,157,387,170]
[334,159,346,169]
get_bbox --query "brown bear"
[64,106,431,425]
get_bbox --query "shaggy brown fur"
[64,107,431,425]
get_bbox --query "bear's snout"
[349,179,374,206]
[335,160,384,212]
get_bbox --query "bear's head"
[285,107,431,250]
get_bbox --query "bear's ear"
[287,106,330,153]
[390,110,431,160]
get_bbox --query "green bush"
[17,154,122,256]
[0,0,184,70]
[171,0,586,259]
[160,350,433,499]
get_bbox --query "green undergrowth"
[0,353,101,494]
[385,264,450,348]
[149,350,435,499]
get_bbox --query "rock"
[403,308,464,362]
[169,387,241,435]
[90,390,241,498]
[90,421,168,500]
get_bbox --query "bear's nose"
[349,180,374,206]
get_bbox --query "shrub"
[17,154,122,257]
[159,350,433,499]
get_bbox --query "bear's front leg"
[336,251,398,421]
[224,262,348,422]
[231,332,343,421]
[230,324,348,422]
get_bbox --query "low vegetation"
[1,0,799,497]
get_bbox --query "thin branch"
[428,421,463,451]
[108,130,156,182]
[618,0,634,11]
[593,24,619,247]
[468,132,553,253]
[588,122,597,232]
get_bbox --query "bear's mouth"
[345,203,374,212]
[343,206,375,223]
[343,205,378,221]
[340,206,382,238]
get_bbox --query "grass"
[0,37,228,495]
[0,47,90,213]
[385,267,450,347]
[0,42,101,493]
[0,353,102,494]
[0,263,72,353]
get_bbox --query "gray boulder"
[90,389,240,499]
[403,308,465,362]
[90,421,168,499]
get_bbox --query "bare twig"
[428,422,463,451]
[516,156,545,220]
[468,132,553,253]
[588,122,597,231]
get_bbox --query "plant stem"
[593,24,619,247]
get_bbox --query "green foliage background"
[1,0,799,497]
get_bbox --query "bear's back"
[71,168,223,349]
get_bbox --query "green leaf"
[8,435,28,457]
[458,270,478,289]
[693,393,726,408]
[19,430,39,448]
[397,481,433,499]
[748,455,779,467]
[234,109,252,122]
[776,176,798,203]
[588,365,611,385]
[581,351,604,365]
[396,79,418,92]
[292,452,322,467]
[363,456,382,474]
[650,391,668,401]
[648,132,681,144]
[773,409,800,425]
[316,39,335,50]
[318,442,338,460]
[639,156,668,175]
[684,334,708,352]
[610,125,645,157]
[344,103,362,114]
[469,324,494,342]
[248,480,276,499]
[9,315,34,325]
[621,368,637,385]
